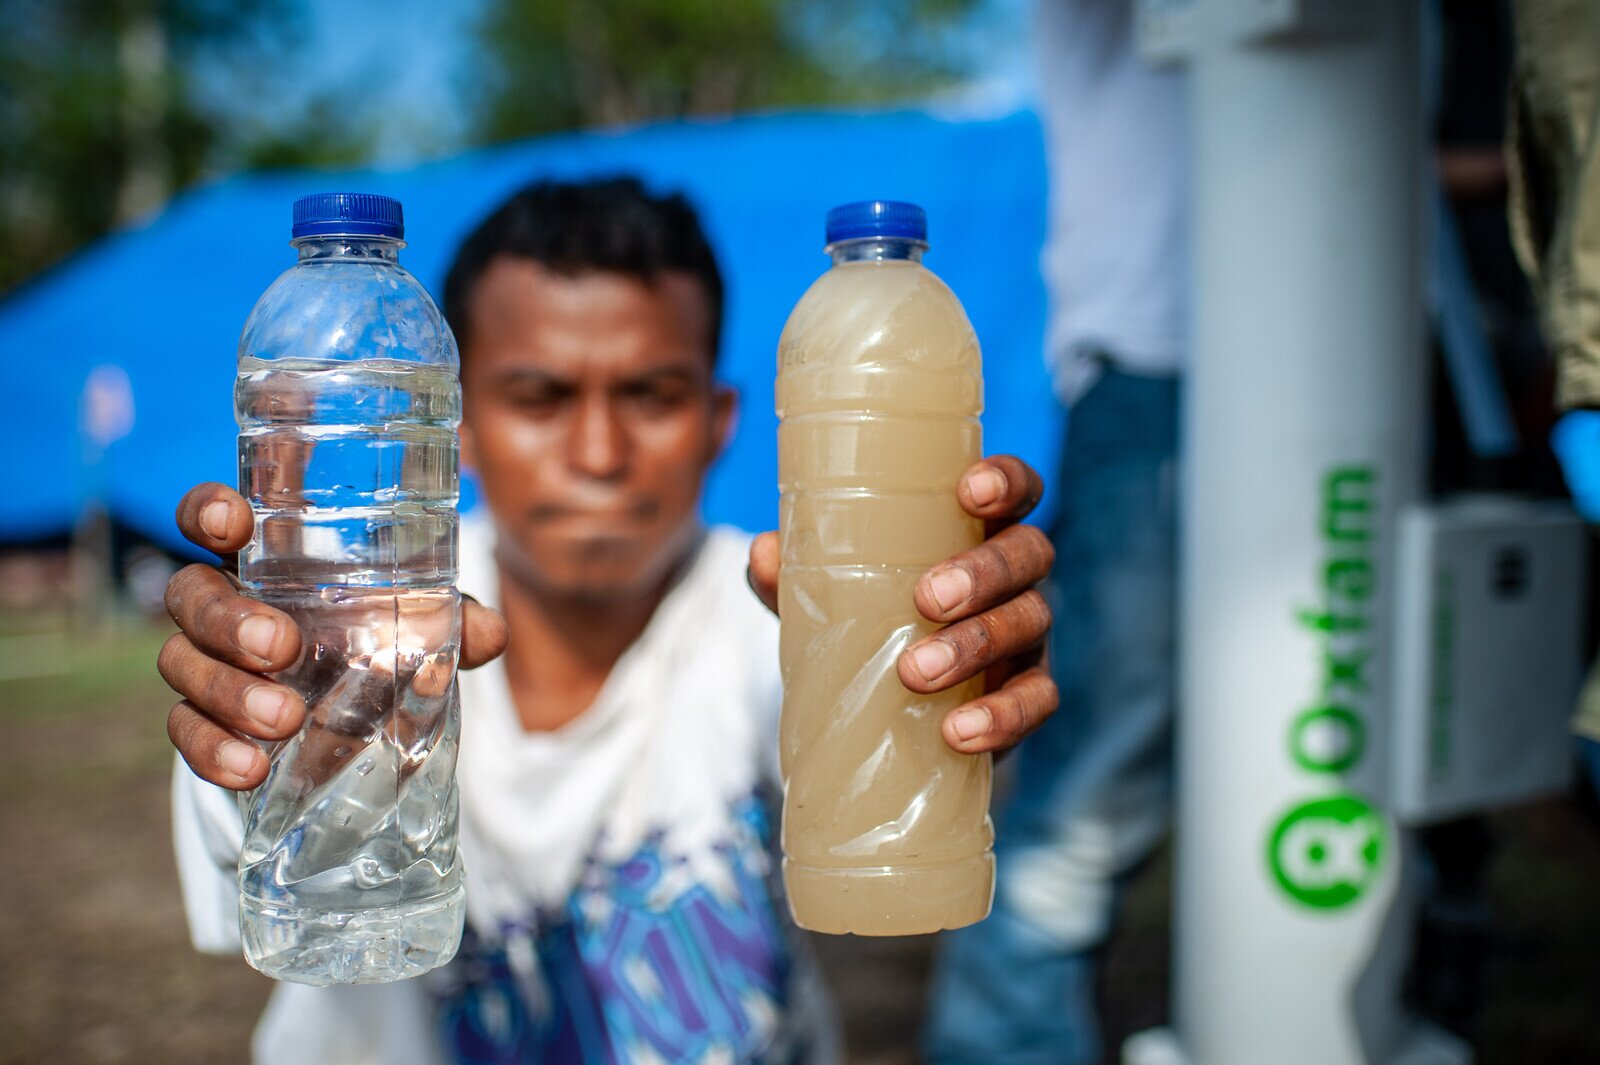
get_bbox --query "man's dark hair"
[442,176,724,367]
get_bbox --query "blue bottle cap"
[292,193,404,240]
[825,200,927,246]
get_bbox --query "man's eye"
[620,382,692,412]
[504,388,567,415]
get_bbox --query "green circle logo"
[1267,794,1386,909]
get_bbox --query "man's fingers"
[898,589,1051,693]
[157,633,304,741]
[165,564,300,672]
[958,455,1045,530]
[168,700,269,790]
[460,597,510,670]
[747,531,780,616]
[913,523,1055,624]
[940,666,1059,754]
[175,483,254,556]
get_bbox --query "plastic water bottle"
[233,193,465,984]
[776,201,994,935]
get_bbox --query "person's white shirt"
[173,515,839,1065]
[1036,0,1190,404]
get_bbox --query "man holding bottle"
[161,177,1056,1063]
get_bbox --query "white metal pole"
[1128,2,1466,1062]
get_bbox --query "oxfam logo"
[1267,795,1385,909]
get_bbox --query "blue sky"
[200,0,1032,167]
[198,0,487,165]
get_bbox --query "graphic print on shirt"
[432,795,798,1065]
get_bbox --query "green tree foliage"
[474,0,981,143]
[2,2,226,289]
[0,0,986,293]
[0,0,365,294]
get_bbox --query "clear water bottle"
[233,193,465,985]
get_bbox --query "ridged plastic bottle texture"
[233,228,465,984]
[776,234,995,935]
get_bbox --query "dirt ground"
[3,616,1597,1064]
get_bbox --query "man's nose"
[569,394,628,480]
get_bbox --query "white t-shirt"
[172,519,840,1065]
[1036,0,1190,404]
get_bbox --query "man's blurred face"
[460,258,734,602]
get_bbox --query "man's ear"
[461,418,479,475]
[708,383,738,467]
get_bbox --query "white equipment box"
[1389,497,1589,824]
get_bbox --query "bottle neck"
[828,237,926,265]
[293,235,403,263]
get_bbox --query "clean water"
[233,194,465,984]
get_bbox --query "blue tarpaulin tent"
[9,109,1059,551]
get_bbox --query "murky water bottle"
[776,201,994,935]
[234,193,465,984]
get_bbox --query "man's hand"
[748,454,1057,756]
[159,482,510,791]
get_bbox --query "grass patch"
[0,618,173,721]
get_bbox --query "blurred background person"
[924,1,1187,1062]
[1507,0,1600,793]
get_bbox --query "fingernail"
[928,567,973,613]
[200,501,231,541]
[910,640,956,682]
[238,615,280,662]
[951,707,993,742]
[967,468,1006,508]
[219,741,259,778]
[245,686,288,730]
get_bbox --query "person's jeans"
[924,368,1181,1065]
